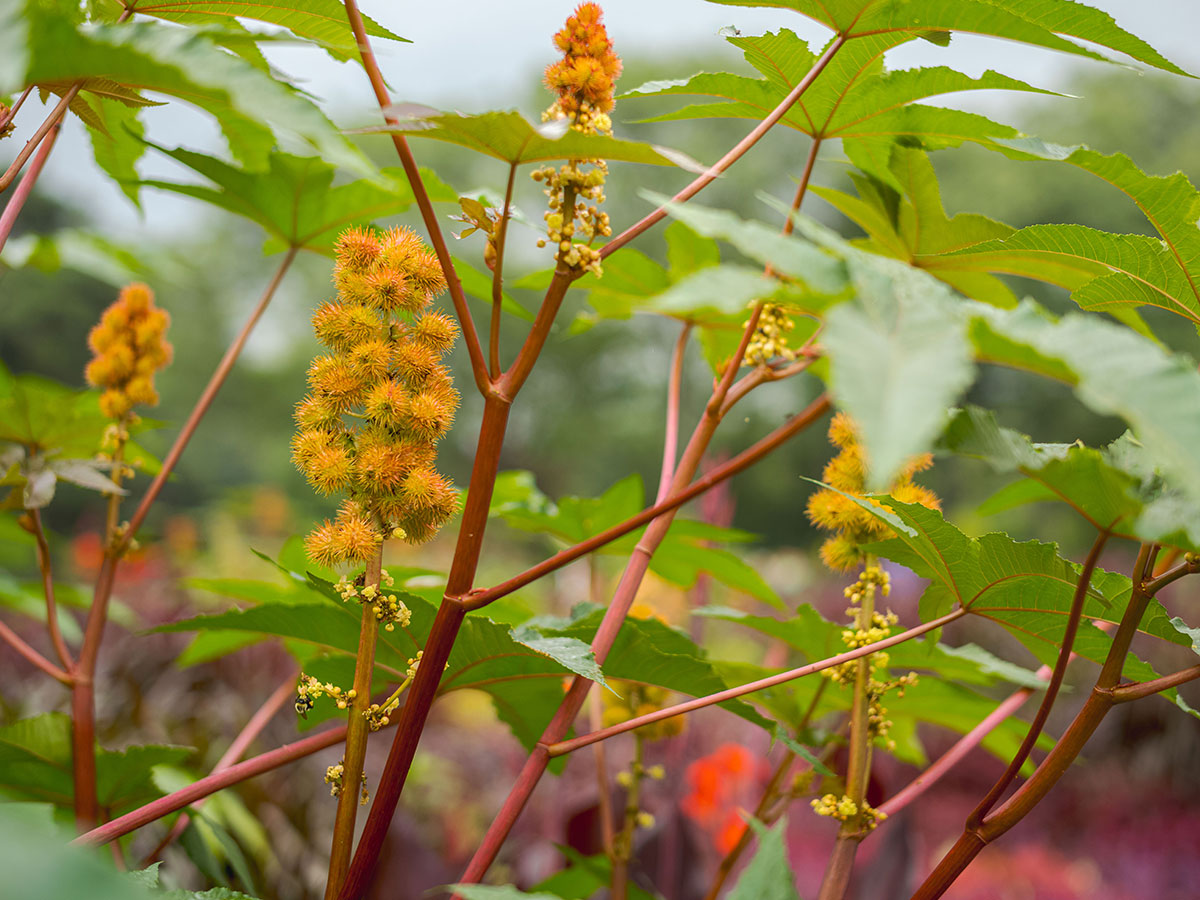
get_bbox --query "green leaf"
[626,28,1053,146]
[90,0,407,63]
[447,887,565,900]
[0,713,191,813]
[14,14,376,178]
[771,726,834,776]
[641,192,846,294]
[1,228,153,286]
[975,300,1200,508]
[359,106,702,168]
[726,816,799,900]
[791,215,973,489]
[137,141,453,254]
[709,0,1189,74]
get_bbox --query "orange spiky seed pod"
[295,225,461,566]
[544,3,621,119]
[807,413,941,572]
[85,283,172,420]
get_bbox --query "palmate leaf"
[831,495,1200,715]
[952,141,1200,328]
[626,28,1053,148]
[136,141,455,254]
[89,0,406,63]
[358,106,703,168]
[974,301,1200,509]
[8,11,376,179]
[0,713,191,813]
[1,228,152,287]
[709,0,1189,74]
[815,146,1019,307]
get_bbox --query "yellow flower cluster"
[293,226,460,568]
[811,792,886,830]
[325,761,368,805]
[334,569,412,632]
[84,283,172,420]
[294,674,356,717]
[744,304,797,366]
[533,3,620,277]
[806,413,940,572]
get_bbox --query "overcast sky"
[6,0,1200,240]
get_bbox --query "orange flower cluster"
[544,3,622,123]
[293,226,460,568]
[806,413,940,571]
[84,283,172,420]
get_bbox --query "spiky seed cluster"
[293,226,461,568]
[744,304,798,366]
[84,283,173,420]
[805,412,940,572]
[532,3,621,277]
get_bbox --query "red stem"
[30,508,74,670]
[1112,663,1200,702]
[0,86,33,133]
[547,609,966,758]
[341,0,489,394]
[600,38,845,259]
[0,616,71,684]
[74,720,357,848]
[0,91,72,197]
[965,530,1109,828]
[657,322,692,504]
[142,670,299,865]
[877,677,1044,819]
[0,120,61,254]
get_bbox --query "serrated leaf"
[48,458,124,495]
[16,14,376,178]
[90,0,407,64]
[360,106,702,168]
[137,141,452,254]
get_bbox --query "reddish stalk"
[325,549,383,900]
[0,91,73,197]
[0,120,61,254]
[464,393,831,612]
[142,671,299,865]
[601,38,845,259]
[489,163,518,380]
[909,544,1160,900]
[75,721,362,848]
[0,86,33,133]
[965,530,1110,829]
[877,677,1045,819]
[1112,663,1200,702]
[341,0,489,394]
[783,138,822,238]
[547,609,965,758]
[657,322,692,504]
[29,509,74,670]
[0,617,71,683]
[71,248,298,832]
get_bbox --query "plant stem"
[601,37,846,259]
[29,509,74,670]
[657,323,692,504]
[325,548,383,900]
[0,86,33,133]
[120,248,297,553]
[466,393,831,611]
[877,672,1047,819]
[0,617,71,683]
[489,163,518,380]
[142,670,299,865]
[0,120,61,254]
[0,91,73,197]
[816,557,880,900]
[1112,663,1200,702]
[341,0,489,393]
[965,530,1109,829]
[549,609,965,757]
[75,718,375,848]
[610,734,644,900]
[908,543,1158,900]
